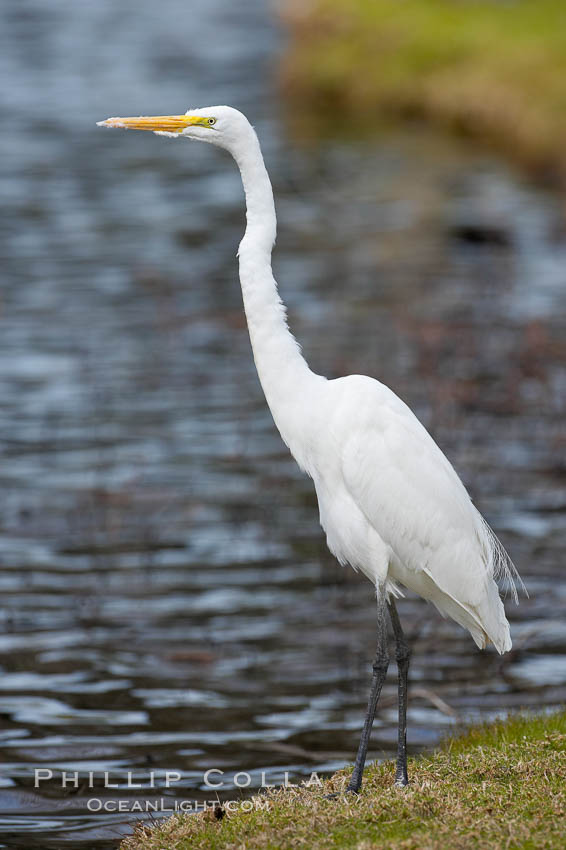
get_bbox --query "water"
[1,0,565,847]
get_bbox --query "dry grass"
[280,0,566,187]
[121,711,566,849]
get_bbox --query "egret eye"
[207,117,216,126]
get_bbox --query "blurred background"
[1,0,565,847]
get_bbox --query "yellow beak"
[97,114,204,133]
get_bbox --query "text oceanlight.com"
[87,798,272,813]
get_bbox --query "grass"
[121,711,566,849]
[280,0,566,185]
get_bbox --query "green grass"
[121,711,566,849]
[281,0,566,184]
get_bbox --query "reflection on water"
[1,0,566,847]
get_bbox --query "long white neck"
[233,131,323,470]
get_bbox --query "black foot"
[325,787,359,800]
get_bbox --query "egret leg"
[388,597,410,786]
[346,589,389,794]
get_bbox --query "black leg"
[388,597,410,786]
[346,588,389,793]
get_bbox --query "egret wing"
[338,378,493,609]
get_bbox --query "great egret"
[98,106,520,791]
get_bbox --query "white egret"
[98,106,520,790]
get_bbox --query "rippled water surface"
[1,0,566,847]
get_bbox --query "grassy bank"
[122,712,566,850]
[281,0,566,185]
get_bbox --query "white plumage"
[98,104,520,788]
[311,373,515,653]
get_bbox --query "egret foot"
[324,788,359,800]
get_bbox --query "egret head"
[97,105,253,156]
